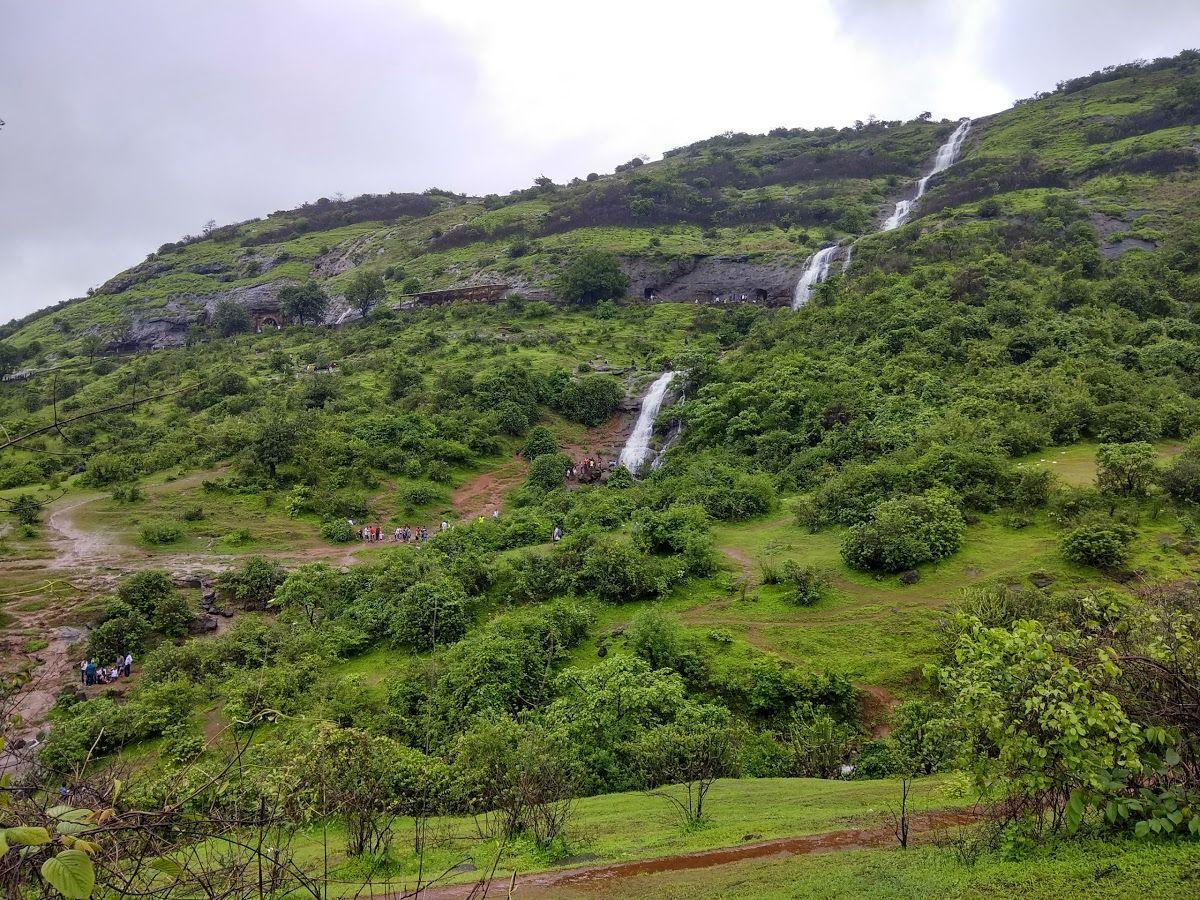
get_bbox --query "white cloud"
[1,0,1196,321]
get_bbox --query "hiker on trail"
[492,510,500,520]
[420,526,428,542]
[440,520,449,532]
[79,660,86,684]
[123,653,132,677]
[109,665,120,682]
[553,525,563,542]
[394,526,402,541]
[361,526,370,542]
[85,660,97,686]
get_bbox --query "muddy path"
[411,808,979,898]
[1,410,638,756]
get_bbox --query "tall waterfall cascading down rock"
[881,118,972,232]
[788,117,972,310]
[791,245,840,309]
[619,371,677,472]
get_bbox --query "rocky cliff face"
[116,281,297,350]
[621,255,802,306]
[110,253,805,350]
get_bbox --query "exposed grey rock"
[187,262,230,275]
[899,569,920,585]
[191,615,219,634]
[621,254,803,306]
[1028,572,1056,588]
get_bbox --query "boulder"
[899,569,920,585]
[1028,572,1056,589]
[190,615,219,634]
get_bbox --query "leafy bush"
[321,518,355,543]
[1061,520,1136,568]
[521,425,559,460]
[841,490,965,573]
[389,579,473,650]
[556,250,630,306]
[577,537,667,603]
[140,520,184,545]
[554,375,624,426]
[777,561,830,606]
[218,556,286,610]
[526,453,570,493]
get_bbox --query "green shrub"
[321,518,355,543]
[778,561,830,606]
[521,425,560,460]
[140,519,184,545]
[556,249,630,306]
[841,490,965,573]
[526,453,570,492]
[1061,520,1136,568]
[179,505,205,522]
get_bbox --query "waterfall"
[840,244,854,275]
[791,244,839,309]
[881,118,971,231]
[619,371,677,472]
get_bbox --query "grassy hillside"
[4,49,1200,900]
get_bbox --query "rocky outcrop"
[621,255,802,306]
[115,280,299,350]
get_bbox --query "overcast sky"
[3,0,1199,322]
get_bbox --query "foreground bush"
[841,490,965,573]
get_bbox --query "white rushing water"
[619,371,677,472]
[881,118,972,231]
[791,244,839,309]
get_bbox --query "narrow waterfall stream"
[787,117,972,307]
[619,371,677,472]
[881,118,972,231]
[791,244,839,309]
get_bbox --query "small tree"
[11,494,43,525]
[632,704,738,827]
[279,280,329,325]
[272,563,341,626]
[556,250,630,306]
[938,618,1143,831]
[344,270,386,318]
[219,556,286,611]
[250,414,299,479]
[212,298,251,337]
[1096,442,1158,497]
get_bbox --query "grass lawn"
[293,775,972,893]
[537,836,1200,899]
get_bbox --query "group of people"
[80,654,132,687]
[566,456,615,484]
[350,520,433,544]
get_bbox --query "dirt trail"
[452,455,528,520]
[411,808,979,898]
[2,411,637,754]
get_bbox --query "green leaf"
[40,849,95,899]
[1188,815,1200,835]
[0,832,8,856]
[52,809,94,836]
[148,858,185,879]
[5,826,51,846]
[1134,820,1150,837]
[1164,747,1181,767]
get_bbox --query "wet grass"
[540,835,1200,899]
[292,775,972,893]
